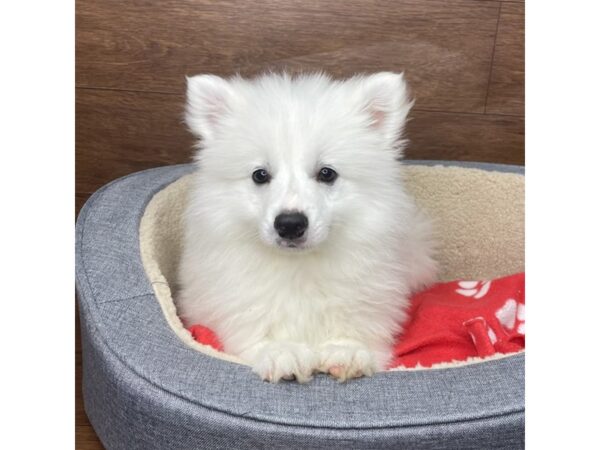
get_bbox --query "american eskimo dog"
[177,72,437,382]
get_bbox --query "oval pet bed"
[76,160,524,449]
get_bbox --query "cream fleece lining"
[139,165,524,370]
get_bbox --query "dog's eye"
[252,169,271,184]
[317,167,338,184]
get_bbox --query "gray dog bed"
[76,161,524,449]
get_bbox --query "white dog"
[176,72,437,383]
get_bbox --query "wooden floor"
[75,1,523,447]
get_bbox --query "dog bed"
[76,160,524,449]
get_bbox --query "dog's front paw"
[246,341,319,383]
[318,340,377,382]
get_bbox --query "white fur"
[176,72,437,382]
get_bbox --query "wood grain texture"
[76,0,500,113]
[406,110,524,164]
[76,88,194,195]
[485,2,524,115]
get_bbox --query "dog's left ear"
[185,74,235,141]
[359,72,413,142]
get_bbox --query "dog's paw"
[318,340,377,382]
[248,341,319,383]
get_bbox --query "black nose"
[274,212,308,240]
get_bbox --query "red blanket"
[188,272,525,369]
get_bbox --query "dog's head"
[185,72,413,252]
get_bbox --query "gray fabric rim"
[76,162,524,436]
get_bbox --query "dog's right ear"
[185,75,234,140]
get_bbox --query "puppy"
[176,72,437,382]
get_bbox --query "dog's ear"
[359,72,413,142]
[185,75,234,140]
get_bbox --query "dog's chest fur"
[178,235,410,353]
